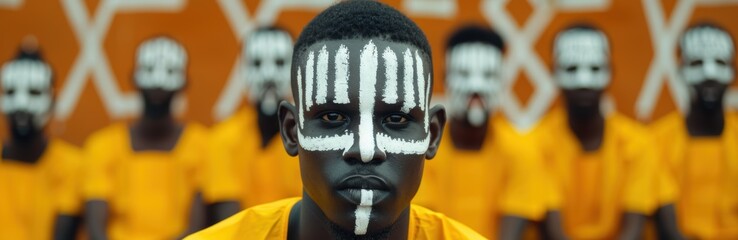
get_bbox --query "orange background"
[1,0,737,145]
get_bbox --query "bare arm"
[618,212,646,240]
[53,214,80,240]
[542,211,569,240]
[654,204,686,240]
[499,215,527,240]
[207,201,240,226]
[86,200,109,240]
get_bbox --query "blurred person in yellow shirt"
[413,25,557,239]
[535,24,679,239]
[186,1,483,239]
[0,41,82,240]
[204,26,301,224]
[651,23,738,239]
[83,36,207,240]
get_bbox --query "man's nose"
[342,129,387,164]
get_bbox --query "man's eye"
[5,89,14,96]
[321,113,346,123]
[716,59,727,66]
[565,66,577,73]
[484,70,494,79]
[29,89,42,96]
[690,60,703,67]
[252,59,262,67]
[276,59,285,67]
[591,66,601,72]
[384,114,409,125]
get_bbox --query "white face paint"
[445,42,503,127]
[680,26,735,85]
[553,29,611,90]
[244,30,293,115]
[353,189,373,235]
[295,40,432,162]
[1,59,53,128]
[134,37,187,91]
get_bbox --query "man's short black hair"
[446,24,505,52]
[293,0,431,62]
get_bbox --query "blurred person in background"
[82,36,208,240]
[413,25,558,240]
[651,23,738,239]
[0,37,83,240]
[203,26,301,224]
[534,24,666,240]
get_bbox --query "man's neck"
[686,100,725,137]
[3,131,48,163]
[130,115,183,151]
[566,104,605,152]
[448,117,488,151]
[292,194,409,240]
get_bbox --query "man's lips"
[337,175,390,191]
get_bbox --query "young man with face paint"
[0,45,83,240]
[186,1,482,239]
[411,25,555,239]
[533,24,662,239]
[651,23,738,239]
[204,26,301,223]
[83,36,208,239]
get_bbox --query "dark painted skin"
[86,75,206,240]
[278,39,446,240]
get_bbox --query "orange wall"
[1,0,737,145]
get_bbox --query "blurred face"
[554,29,611,90]
[293,39,433,236]
[446,42,503,127]
[244,29,293,116]
[134,37,187,91]
[1,60,52,136]
[680,27,735,108]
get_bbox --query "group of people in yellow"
[0,0,736,239]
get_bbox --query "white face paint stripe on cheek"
[297,130,354,152]
[382,47,398,104]
[376,133,430,155]
[354,189,373,235]
[425,73,431,133]
[334,44,350,104]
[402,49,416,113]
[415,50,425,111]
[359,40,378,163]
[305,51,315,111]
[316,45,329,104]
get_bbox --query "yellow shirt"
[184,197,486,240]
[651,112,738,239]
[204,107,301,208]
[83,123,208,240]
[0,139,82,240]
[414,116,551,238]
[535,108,660,239]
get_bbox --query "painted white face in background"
[554,29,611,90]
[243,30,293,116]
[446,42,503,127]
[1,60,53,128]
[134,37,187,91]
[680,27,735,85]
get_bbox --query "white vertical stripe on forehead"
[425,73,431,133]
[402,49,416,113]
[382,47,398,104]
[376,133,430,155]
[359,40,378,163]
[297,67,305,129]
[316,45,329,104]
[415,51,425,111]
[305,51,315,111]
[334,44,351,104]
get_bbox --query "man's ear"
[278,100,299,156]
[425,105,446,160]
